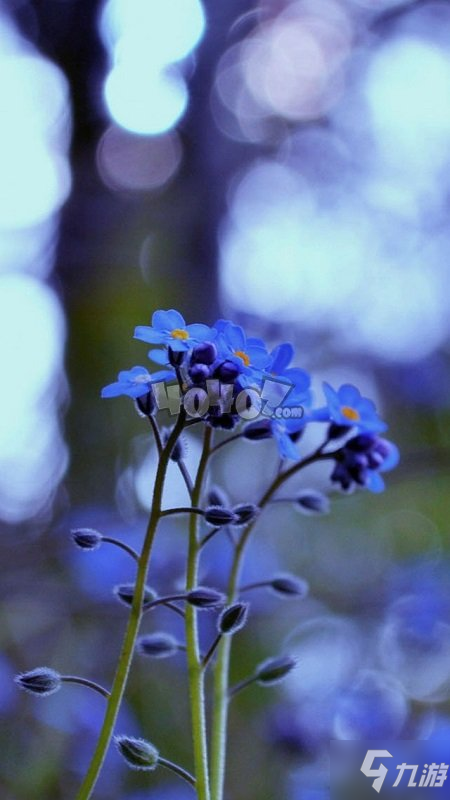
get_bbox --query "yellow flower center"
[341,406,360,422]
[234,350,250,367]
[171,328,189,340]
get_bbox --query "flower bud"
[218,603,249,635]
[188,363,210,384]
[204,506,238,527]
[243,420,273,441]
[15,667,61,697]
[187,587,225,609]
[295,490,330,515]
[162,429,186,462]
[207,485,229,508]
[191,342,217,365]
[270,574,309,598]
[114,735,159,771]
[114,583,155,607]
[232,503,259,526]
[71,528,102,550]
[137,633,180,659]
[256,655,297,686]
[214,359,241,383]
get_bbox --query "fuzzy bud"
[218,603,249,635]
[256,655,297,686]
[270,574,309,598]
[295,490,330,515]
[162,429,186,462]
[232,503,259,526]
[114,583,155,607]
[187,587,225,609]
[115,735,159,771]
[137,633,180,659]
[15,667,61,697]
[191,342,217,365]
[71,528,102,550]
[204,506,238,527]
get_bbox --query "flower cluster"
[102,309,398,492]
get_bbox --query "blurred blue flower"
[334,670,408,739]
[322,383,387,433]
[134,309,216,351]
[101,365,175,399]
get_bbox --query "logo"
[331,741,450,798]
[361,750,392,793]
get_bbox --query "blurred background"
[0,0,450,798]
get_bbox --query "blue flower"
[331,434,399,493]
[101,366,175,399]
[214,320,270,380]
[322,383,387,433]
[134,309,216,352]
[267,342,312,404]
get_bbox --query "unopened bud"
[187,587,225,609]
[15,667,61,697]
[114,583,155,607]
[232,503,259,526]
[204,506,238,527]
[71,528,102,550]
[295,490,330,515]
[162,429,186,462]
[114,735,159,771]
[137,633,180,659]
[270,574,309,598]
[218,603,249,635]
[256,655,297,686]
[191,342,217,365]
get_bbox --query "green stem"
[210,447,335,800]
[185,425,212,800]
[75,410,186,800]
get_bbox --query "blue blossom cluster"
[102,309,398,492]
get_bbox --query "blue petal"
[271,343,294,373]
[185,323,217,342]
[322,382,341,417]
[134,326,166,344]
[247,345,271,369]
[274,428,301,461]
[152,309,185,331]
[282,368,311,395]
[380,441,400,472]
[150,369,176,382]
[224,323,246,351]
[148,349,169,365]
[101,382,124,398]
[366,471,385,493]
[338,384,361,406]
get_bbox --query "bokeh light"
[0,10,70,523]
[100,0,205,135]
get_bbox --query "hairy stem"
[75,411,186,800]
[185,425,212,800]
